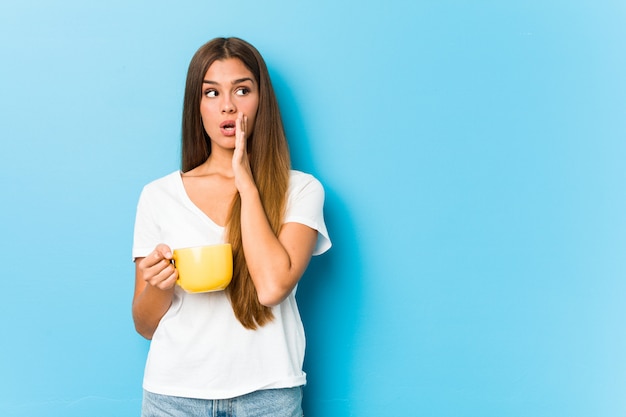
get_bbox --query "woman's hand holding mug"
[138,244,178,290]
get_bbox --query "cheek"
[200,97,220,114]
[200,104,217,123]
[247,102,259,130]
[247,115,258,134]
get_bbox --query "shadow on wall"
[297,186,363,416]
[269,64,363,415]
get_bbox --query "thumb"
[155,243,173,260]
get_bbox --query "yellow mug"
[172,244,233,293]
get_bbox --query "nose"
[221,96,236,114]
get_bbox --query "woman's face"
[200,58,259,151]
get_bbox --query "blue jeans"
[141,387,303,417]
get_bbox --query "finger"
[142,244,173,268]
[237,112,244,133]
[155,243,173,260]
[147,260,176,286]
[236,113,246,144]
[140,252,161,269]
[157,268,179,290]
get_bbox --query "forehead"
[203,58,256,83]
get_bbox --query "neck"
[201,149,234,176]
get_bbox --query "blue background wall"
[1,0,625,416]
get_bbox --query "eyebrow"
[202,77,255,85]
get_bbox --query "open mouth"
[220,120,236,136]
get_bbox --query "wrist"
[237,181,260,201]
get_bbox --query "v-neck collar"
[174,171,226,231]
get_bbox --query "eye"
[204,89,218,98]
[235,87,250,96]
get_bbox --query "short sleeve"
[284,172,332,256]
[132,186,161,259]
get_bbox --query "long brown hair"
[181,37,290,329]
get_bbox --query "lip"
[220,120,236,128]
[220,120,236,137]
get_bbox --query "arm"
[132,244,177,339]
[241,189,318,306]
[233,114,318,306]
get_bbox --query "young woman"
[131,37,331,416]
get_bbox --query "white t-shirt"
[132,170,331,400]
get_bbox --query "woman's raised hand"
[233,112,256,193]
[137,244,178,290]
